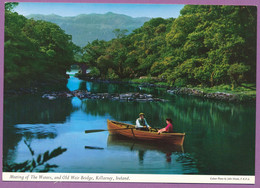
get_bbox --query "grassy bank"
[131,78,256,102]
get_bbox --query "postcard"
[0,0,259,187]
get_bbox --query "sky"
[13,3,185,18]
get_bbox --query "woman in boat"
[157,118,173,134]
[136,113,151,131]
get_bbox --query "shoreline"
[4,75,256,103]
[77,75,256,103]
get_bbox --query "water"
[3,76,256,175]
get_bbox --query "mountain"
[27,12,150,47]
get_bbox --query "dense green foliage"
[27,13,150,47]
[81,5,256,88]
[5,2,18,11]
[4,5,256,91]
[4,5,76,89]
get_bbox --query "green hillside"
[81,5,256,92]
[27,12,150,47]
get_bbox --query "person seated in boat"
[136,113,151,131]
[157,118,173,134]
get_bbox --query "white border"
[2,173,255,184]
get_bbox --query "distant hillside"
[27,12,150,47]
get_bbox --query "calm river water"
[3,76,255,175]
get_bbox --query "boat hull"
[107,120,185,146]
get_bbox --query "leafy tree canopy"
[81,5,256,88]
[4,7,76,89]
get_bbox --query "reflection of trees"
[81,96,255,134]
[78,81,87,91]
[86,82,139,94]
[15,124,58,140]
[4,95,75,126]
[3,95,75,168]
[81,99,162,124]
[82,95,255,175]
[4,75,256,175]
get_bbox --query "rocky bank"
[42,90,167,102]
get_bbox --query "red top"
[165,123,173,133]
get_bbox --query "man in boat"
[136,113,151,131]
[157,118,173,134]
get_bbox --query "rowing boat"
[107,120,185,146]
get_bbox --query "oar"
[85,146,104,150]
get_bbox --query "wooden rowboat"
[107,120,185,146]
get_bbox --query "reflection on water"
[106,135,198,174]
[107,134,184,163]
[3,76,256,175]
[14,124,58,139]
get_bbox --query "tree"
[5,2,18,11]
[228,63,250,89]
[113,29,128,39]
[78,5,256,88]
[4,7,76,89]
[165,5,256,86]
